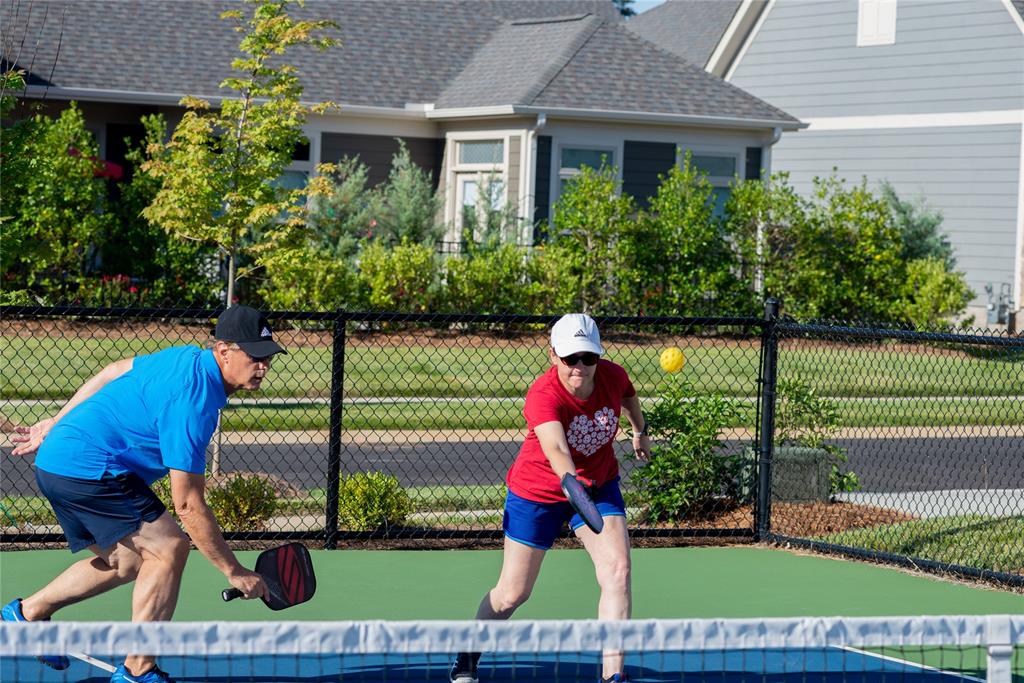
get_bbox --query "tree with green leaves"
[141,0,337,305]
[1,103,112,300]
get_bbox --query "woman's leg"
[576,516,632,679]
[476,536,547,619]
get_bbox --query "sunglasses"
[559,352,599,367]
[237,348,274,364]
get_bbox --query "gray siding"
[770,124,1022,302]
[320,133,443,189]
[731,0,1024,117]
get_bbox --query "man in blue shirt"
[3,305,287,683]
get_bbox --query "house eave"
[512,105,804,131]
[17,86,429,120]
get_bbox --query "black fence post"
[325,310,346,550]
[755,298,781,541]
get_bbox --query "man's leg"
[576,516,632,680]
[115,512,191,676]
[17,549,142,621]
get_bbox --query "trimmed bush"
[337,471,412,531]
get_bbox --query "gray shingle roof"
[3,0,797,126]
[625,0,743,67]
[530,19,795,123]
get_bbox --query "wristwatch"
[636,422,649,437]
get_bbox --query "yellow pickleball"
[659,347,686,373]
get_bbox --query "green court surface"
[1,546,1021,620]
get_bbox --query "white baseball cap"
[550,313,604,357]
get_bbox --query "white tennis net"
[2,614,1021,682]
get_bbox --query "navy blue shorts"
[503,478,626,550]
[35,469,166,552]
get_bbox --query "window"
[559,146,614,192]
[857,0,896,47]
[684,151,739,219]
[691,155,736,178]
[458,174,506,237]
[459,140,503,165]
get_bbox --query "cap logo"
[573,329,588,338]
[261,326,273,338]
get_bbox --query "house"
[4,0,800,252]
[628,0,1024,327]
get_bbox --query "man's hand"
[227,568,268,601]
[10,418,56,456]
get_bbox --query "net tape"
[3,615,1021,656]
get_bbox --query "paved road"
[3,435,1022,496]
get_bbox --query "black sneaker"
[449,652,480,683]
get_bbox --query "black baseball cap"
[214,305,287,357]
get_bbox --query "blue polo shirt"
[35,346,228,485]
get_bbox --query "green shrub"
[443,244,529,313]
[637,156,745,316]
[357,240,439,311]
[524,243,584,314]
[630,377,744,522]
[337,472,412,531]
[152,472,278,532]
[897,258,974,329]
[550,164,637,314]
[775,379,859,494]
[206,474,279,532]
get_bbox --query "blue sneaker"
[1,598,70,670]
[600,675,628,682]
[110,663,173,682]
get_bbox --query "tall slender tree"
[141,0,337,306]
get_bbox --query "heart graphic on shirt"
[566,407,617,457]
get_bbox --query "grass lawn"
[818,514,1024,574]
[4,336,1021,400]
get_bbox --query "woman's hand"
[632,433,651,461]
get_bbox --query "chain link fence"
[762,312,1024,587]
[1,304,1021,587]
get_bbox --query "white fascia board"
[19,86,427,120]
[511,105,804,131]
[806,110,1024,131]
[724,0,776,81]
[425,105,519,119]
[706,0,764,78]
[1000,0,1024,35]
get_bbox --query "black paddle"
[222,542,316,610]
[560,473,604,534]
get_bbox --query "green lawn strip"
[405,484,507,512]
[817,515,1024,574]
[4,335,1019,399]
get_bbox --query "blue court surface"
[1,647,984,682]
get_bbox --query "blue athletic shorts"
[35,469,166,552]
[503,478,626,550]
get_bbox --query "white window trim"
[857,0,897,47]
[445,131,516,238]
[285,132,317,180]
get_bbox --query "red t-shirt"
[507,359,637,503]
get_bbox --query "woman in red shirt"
[451,314,651,683]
